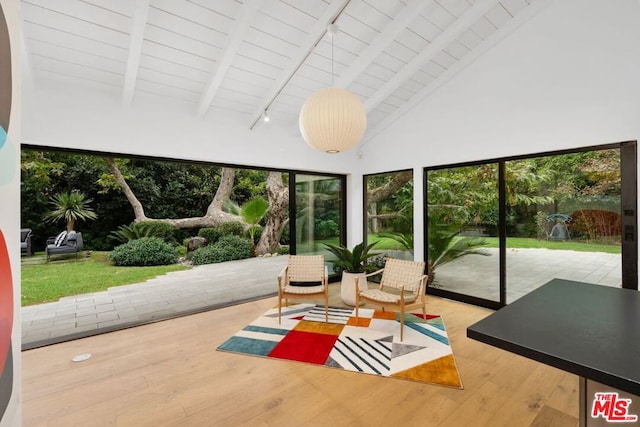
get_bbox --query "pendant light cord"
[331,28,335,87]
[328,23,339,87]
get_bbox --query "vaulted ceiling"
[21,0,545,140]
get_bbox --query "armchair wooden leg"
[324,292,328,323]
[400,301,405,342]
[355,298,359,327]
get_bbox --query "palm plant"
[377,231,414,254]
[324,241,378,273]
[109,221,172,244]
[427,215,489,286]
[225,197,269,255]
[43,190,98,232]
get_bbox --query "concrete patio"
[21,255,288,349]
[21,249,621,349]
[436,248,622,303]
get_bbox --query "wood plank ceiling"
[21,0,544,141]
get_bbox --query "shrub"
[148,221,178,243]
[571,209,621,240]
[198,227,222,245]
[314,219,338,239]
[109,237,178,266]
[109,221,177,244]
[175,245,187,257]
[189,235,251,265]
[217,221,245,237]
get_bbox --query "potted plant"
[324,241,378,306]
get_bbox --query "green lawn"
[296,235,620,254]
[21,252,188,306]
[480,237,621,254]
[370,234,620,254]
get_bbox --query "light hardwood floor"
[22,284,579,426]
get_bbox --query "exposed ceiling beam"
[195,0,264,119]
[247,0,351,130]
[335,0,434,89]
[363,0,498,112]
[361,0,555,145]
[121,0,150,107]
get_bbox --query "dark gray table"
[467,278,640,425]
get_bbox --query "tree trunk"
[104,157,148,221]
[370,204,378,232]
[255,172,289,255]
[104,158,242,229]
[206,167,235,215]
[366,170,412,204]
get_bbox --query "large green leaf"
[324,241,378,273]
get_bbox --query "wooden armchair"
[277,255,329,324]
[354,258,428,341]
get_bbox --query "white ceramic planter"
[340,272,367,306]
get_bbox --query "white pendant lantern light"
[299,87,367,153]
[299,24,367,154]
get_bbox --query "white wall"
[0,0,20,425]
[22,81,360,175]
[358,0,640,261]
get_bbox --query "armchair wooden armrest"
[354,268,385,289]
[277,265,288,290]
[364,268,384,278]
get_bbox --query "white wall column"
[0,0,21,425]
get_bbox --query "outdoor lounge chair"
[20,228,33,256]
[45,231,83,261]
[354,258,429,341]
[277,254,329,324]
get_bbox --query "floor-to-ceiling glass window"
[505,150,622,302]
[425,142,636,309]
[364,170,414,264]
[425,164,501,306]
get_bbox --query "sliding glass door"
[425,164,501,305]
[293,174,344,258]
[425,142,636,309]
[505,150,623,302]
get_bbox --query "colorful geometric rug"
[217,303,463,388]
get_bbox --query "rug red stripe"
[268,330,338,364]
